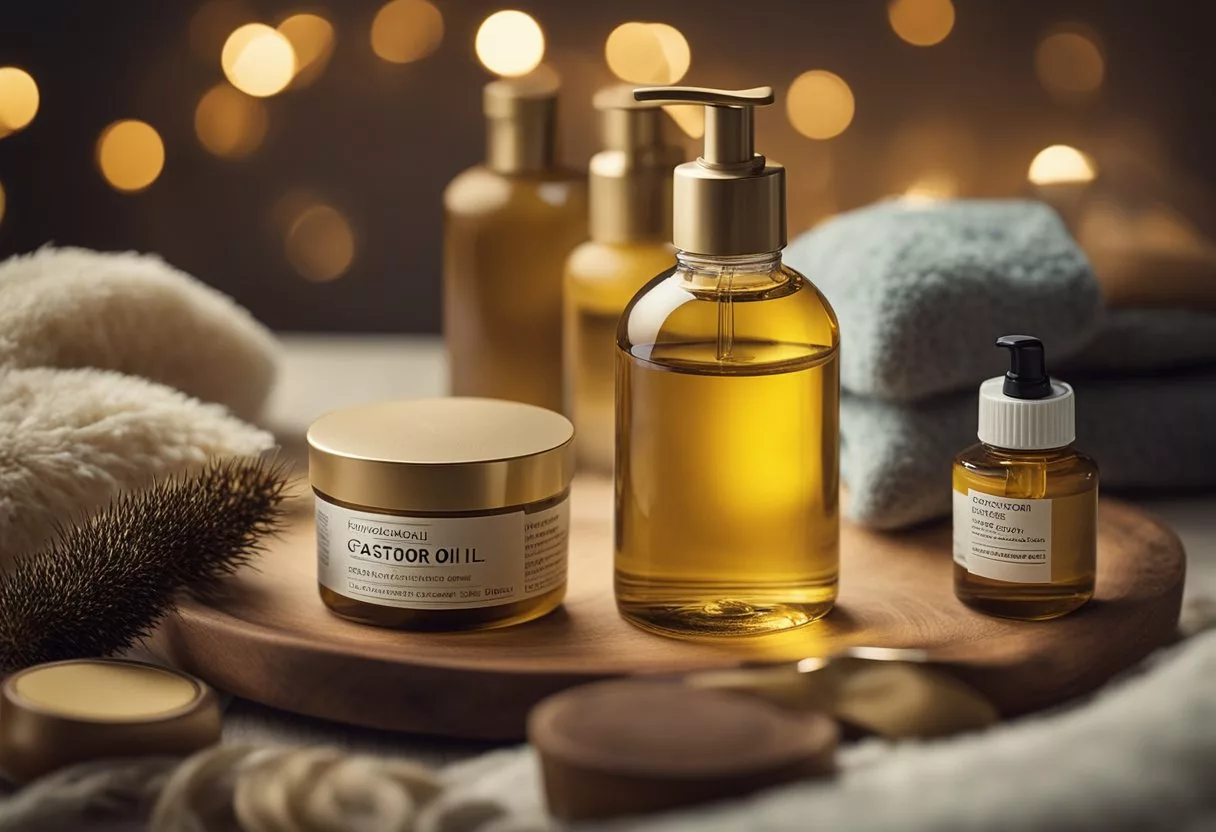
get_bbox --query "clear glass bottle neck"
[675,250,783,275]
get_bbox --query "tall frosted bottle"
[444,73,587,412]
[564,86,681,471]
[615,87,840,637]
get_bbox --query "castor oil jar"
[308,397,573,630]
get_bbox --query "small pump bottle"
[614,86,841,637]
[953,336,1098,620]
[563,86,682,473]
[444,72,588,413]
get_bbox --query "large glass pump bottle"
[444,73,588,412]
[614,86,841,638]
[563,86,682,473]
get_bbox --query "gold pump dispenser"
[563,87,682,471]
[444,71,588,413]
[633,86,785,256]
[614,85,841,638]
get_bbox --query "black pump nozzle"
[996,335,1053,400]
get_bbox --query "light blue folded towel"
[786,199,1216,400]
[785,199,1102,401]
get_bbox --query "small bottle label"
[953,489,1052,583]
[315,497,569,610]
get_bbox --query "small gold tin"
[0,659,221,783]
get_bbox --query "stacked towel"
[0,247,279,565]
[785,199,1216,529]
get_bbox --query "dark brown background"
[1,0,1213,332]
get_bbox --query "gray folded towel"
[786,200,1216,399]
[843,371,1216,529]
[1061,309,1216,376]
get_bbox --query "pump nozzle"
[635,86,773,168]
[631,85,785,256]
[995,335,1053,400]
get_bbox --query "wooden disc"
[529,680,837,821]
[150,476,1184,739]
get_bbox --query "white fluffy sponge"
[0,367,275,566]
[0,247,278,422]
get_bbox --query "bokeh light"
[787,70,855,140]
[0,67,40,137]
[1036,27,1104,97]
[195,83,268,159]
[887,0,955,47]
[649,25,691,83]
[222,23,297,97]
[475,10,544,77]
[1028,145,1096,185]
[605,22,690,84]
[371,0,444,64]
[278,13,335,86]
[285,204,355,281]
[97,120,165,193]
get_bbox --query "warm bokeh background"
[1,0,1213,331]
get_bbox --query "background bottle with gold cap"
[615,87,840,638]
[444,71,587,413]
[563,86,683,473]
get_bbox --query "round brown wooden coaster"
[528,679,837,822]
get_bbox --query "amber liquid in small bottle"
[615,253,840,637]
[953,444,1097,620]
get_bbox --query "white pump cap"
[978,377,1075,450]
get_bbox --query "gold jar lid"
[0,659,222,783]
[308,397,575,513]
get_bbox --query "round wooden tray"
[151,476,1184,740]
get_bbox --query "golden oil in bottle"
[444,74,587,413]
[953,336,1098,620]
[615,255,840,637]
[613,86,841,639]
[562,87,680,472]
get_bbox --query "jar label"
[953,490,1052,583]
[315,497,569,610]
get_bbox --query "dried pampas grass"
[0,457,288,672]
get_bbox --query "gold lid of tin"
[633,86,786,256]
[0,659,221,783]
[308,398,575,513]
[484,68,560,175]
[589,86,683,244]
